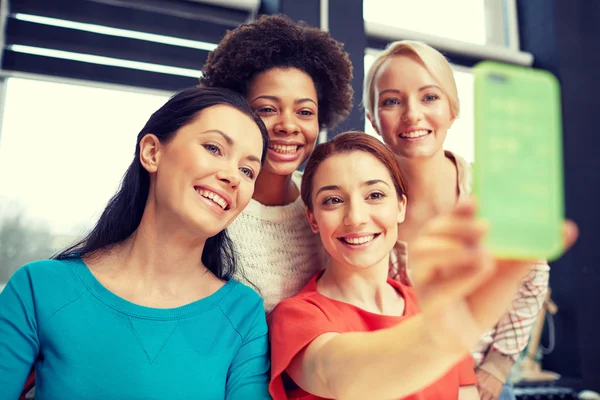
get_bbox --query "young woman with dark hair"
[1,87,272,399]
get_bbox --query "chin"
[264,162,303,177]
[188,217,228,239]
[339,255,383,270]
[400,148,439,159]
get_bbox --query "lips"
[338,233,381,245]
[267,141,304,162]
[398,129,431,139]
[194,186,231,211]
[269,143,300,154]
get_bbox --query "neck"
[318,256,393,314]
[108,200,210,286]
[252,170,298,206]
[396,150,458,209]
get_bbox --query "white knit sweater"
[227,171,326,313]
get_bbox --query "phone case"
[473,61,564,260]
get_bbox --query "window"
[364,53,475,163]
[364,0,519,50]
[364,0,486,45]
[0,77,171,286]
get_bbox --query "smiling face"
[370,55,455,159]
[307,150,406,270]
[141,104,264,238]
[247,67,320,177]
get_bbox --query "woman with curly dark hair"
[200,14,354,313]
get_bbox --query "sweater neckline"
[71,257,236,320]
[238,171,307,221]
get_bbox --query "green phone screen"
[473,61,564,260]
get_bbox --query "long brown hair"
[301,131,407,211]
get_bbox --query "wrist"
[478,351,516,383]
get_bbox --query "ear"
[305,207,319,233]
[366,113,381,136]
[397,194,407,224]
[139,134,161,173]
[449,109,457,126]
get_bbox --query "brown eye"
[323,197,342,205]
[257,107,276,114]
[368,192,385,200]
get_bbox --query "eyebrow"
[379,85,442,97]
[203,129,233,145]
[202,129,261,165]
[315,179,391,196]
[250,95,317,106]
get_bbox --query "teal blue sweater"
[0,258,271,399]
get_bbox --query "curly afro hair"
[200,14,354,130]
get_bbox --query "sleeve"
[225,299,271,400]
[0,266,40,399]
[479,261,550,382]
[267,298,341,400]
[457,356,478,386]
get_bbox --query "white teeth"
[399,130,430,138]
[270,144,299,154]
[196,189,228,210]
[342,235,376,245]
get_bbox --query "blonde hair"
[363,40,460,121]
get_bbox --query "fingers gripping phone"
[473,61,564,261]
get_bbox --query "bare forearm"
[315,315,466,400]
[478,352,515,384]
[459,386,480,400]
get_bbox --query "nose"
[343,199,369,227]
[401,98,424,124]
[273,110,300,136]
[216,163,240,188]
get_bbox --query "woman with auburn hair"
[267,131,579,400]
[364,40,558,400]
[200,14,354,313]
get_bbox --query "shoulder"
[2,258,88,319]
[445,150,473,194]
[226,279,264,306]
[268,291,338,332]
[267,293,342,382]
[218,280,268,338]
[268,295,337,340]
[8,258,82,289]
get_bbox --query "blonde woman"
[364,40,549,400]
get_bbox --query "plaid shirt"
[389,151,549,382]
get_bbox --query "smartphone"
[472,61,564,261]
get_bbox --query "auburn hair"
[301,132,407,211]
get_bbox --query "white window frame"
[0,0,8,68]
[185,0,261,13]
[365,0,532,67]
[491,0,521,51]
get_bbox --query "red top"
[267,271,477,400]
